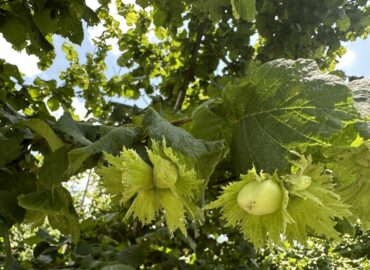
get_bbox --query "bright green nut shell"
[237,179,283,216]
[153,157,178,189]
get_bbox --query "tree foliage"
[1,0,370,269]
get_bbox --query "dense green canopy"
[1,0,370,269]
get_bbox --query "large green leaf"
[143,108,225,179]
[0,171,37,228]
[0,134,23,167]
[191,99,234,143]
[38,146,70,187]
[350,79,370,118]
[18,186,80,241]
[0,191,24,228]
[143,108,224,158]
[55,113,94,146]
[211,59,356,173]
[326,141,370,229]
[67,127,140,175]
[0,16,26,48]
[20,119,64,152]
[349,78,370,135]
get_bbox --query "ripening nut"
[237,179,283,216]
[98,139,204,236]
[153,156,179,189]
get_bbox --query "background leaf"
[231,0,256,22]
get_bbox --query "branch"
[173,21,210,112]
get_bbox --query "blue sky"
[0,0,369,118]
[337,38,370,77]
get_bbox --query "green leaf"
[62,42,79,62]
[143,108,224,158]
[0,17,26,48]
[222,59,357,173]
[58,14,84,44]
[0,170,37,227]
[339,178,370,230]
[38,146,69,187]
[47,96,60,111]
[326,141,370,229]
[20,119,64,152]
[153,9,167,27]
[48,214,80,243]
[350,78,370,118]
[143,108,225,179]
[336,16,351,32]
[67,127,140,175]
[0,134,23,167]
[18,188,68,214]
[349,78,370,137]
[55,113,94,146]
[34,8,59,35]
[18,186,80,241]
[0,191,25,228]
[195,0,230,22]
[191,99,234,143]
[231,0,256,22]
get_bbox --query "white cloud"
[0,35,41,77]
[72,97,89,120]
[49,105,64,119]
[86,0,100,11]
[47,97,88,120]
[87,23,105,43]
[337,49,356,70]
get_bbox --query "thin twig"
[79,169,93,213]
